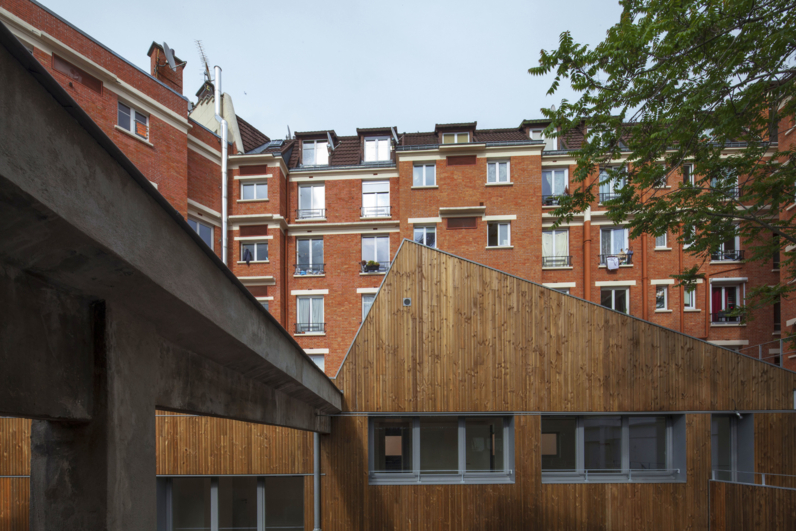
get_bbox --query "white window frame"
[542,229,569,267]
[241,241,268,263]
[599,227,630,264]
[296,296,324,333]
[413,163,436,187]
[684,287,696,310]
[302,139,329,166]
[364,136,391,162]
[297,183,325,219]
[682,164,695,186]
[655,232,667,249]
[542,169,568,204]
[362,294,376,320]
[442,132,469,144]
[487,160,510,184]
[361,235,390,271]
[601,287,629,314]
[598,166,627,203]
[296,237,324,275]
[710,284,744,323]
[487,222,511,248]
[187,217,213,250]
[713,233,741,261]
[117,101,149,140]
[530,129,557,151]
[309,354,325,371]
[656,286,668,310]
[413,225,436,248]
[361,181,390,218]
[240,181,268,201]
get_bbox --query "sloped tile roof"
[236,115,270,153]
[474,128,527,142]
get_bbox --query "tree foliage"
[530,0,796,315]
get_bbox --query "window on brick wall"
[601,288,629,314]
[487,161,510,184]
[362,294,376,320]
[241,181,268,201]
[362,181,390,218]
[531,129,557,151]
[413,164,436,187]
[117,101,149,139]
[442,132,469,144]
[487,222,511,247]
[297,184,325,219]
[187,218,213,250]
[414,226,436,248]
[364,137,391,162]
[302,140,329,166]
[296,238,324,275]
[655,233,667,248]
[684,288,696,310]
[296,296,324,333]
[656,286,668,310]
[241,242,268,263]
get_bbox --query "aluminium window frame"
[486,160,511,184]
[601,287,630,314]
[413,225,437,248]
[364,136,391,162]
[684,287,697,309]
[241,181,268,201]
[486,222,511,248]
[187,217,214,250]
[302,139,329,166]
[368,415,515,485]
[541,414,685,484]
[241,241,268,262]
[117,100,149,140]
[542,228,569,258]
[413,163,436,187]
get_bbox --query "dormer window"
[442,132,469,144]
[364,137,391,162]
[530,129,557,151]
[303,140,329,166]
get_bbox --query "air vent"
[403,298,411,307]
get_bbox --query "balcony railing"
[599,253,634,266]
[361,261,388,273]
[711,249,745,261]
[542,256,572,268]
[599,192,621,203]
[361,205,391,218]
[294,263,325,275]
[711,311,744,324]
[296,208,326,220]
[295,322,325,334]
[542,194,568,206]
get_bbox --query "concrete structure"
[0,20,339,529]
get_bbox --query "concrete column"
[30,302,158,531]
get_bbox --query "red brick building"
[0,0,787,377]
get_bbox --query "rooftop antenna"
[326,131,335,151]
[287,126,292,140]
[162,42,177,71]
[195,40,211,82]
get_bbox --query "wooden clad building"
[3,241,796,529]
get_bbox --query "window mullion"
[622,416,630,474]
[210,477,219,531]
[257,477,265,531]
[413,417,421,482]
[576,416,584,474]
[458,417,466,479]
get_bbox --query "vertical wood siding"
[710,481,796,530]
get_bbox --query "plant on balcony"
[529,0,796,318]
[364,260,381,272]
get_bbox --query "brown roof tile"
[474,128,527,142]
[236,115,270,153]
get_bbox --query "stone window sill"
[237,261,269,264]
[684,308,701,313]
[237,199,269,203]
[598,264,634,268]
[114,125,153,147]
[654,247,672,251]
[360,272,386,276]
[654,309,673,313]
[486,246,514,250]
[485,182,513,187]
[710,323,746,328]
[295,218,326,222]
[542,266,573,270]
[411,185,438,190]
[294,332,326,337]
[294,274,325,278]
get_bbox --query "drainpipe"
[679,238,684,333]
[213,66,228,265]
[583,207,591,301]
[642,235,648,320]
[313,432,321,531]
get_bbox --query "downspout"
[679,238,685,333]
[313,432,321,531]
[641,235,648,320]
[213,66,228,265]
[583,207,592,301]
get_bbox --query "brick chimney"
[147,42,185,94]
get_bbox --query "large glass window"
[600,227,629,264]
[531,129,557,151]
[297,184,325,219]
[711,284,742,323]
[542,169,567,204]
[241,181,267,200]
[684,287,696,309]
[369,416,514,484]
[413,164,436,187]
[362,181,390,218]
[296,238,324,275]
[542,229,569,267]
[655,232,667,248]
[711,414,755,484]
[364,137,390,162]
[542,415,683,483]
[414,226,436,248]
[302,140,328,166]
[117,101,149,139]
[656,286,668,310]
[362,293,376,320]
[296,296,324,333]
[187,218,213,250]
[241,242,268,263]
[158,476,303,531]
[599,166,626,202]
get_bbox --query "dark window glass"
[541,417,577,470]
[373,418,413,472]
[465,418,504,472]
[583,416,622,472]
[118,102,131,131]
[712,416,733,481]
[265,476,304,530]
[218,477,257,531]
[172,477,211,531]
[629,416,667,470]
[419,417,459,475]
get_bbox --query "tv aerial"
[195,40,211,82]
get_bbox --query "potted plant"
[365,260,381,272]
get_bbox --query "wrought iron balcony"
[361,205,391,218]
[295,208,326,220]
[599,192,621,203]
[294,263,325,276]
[542,194,568,206]
[599,253,634,266]
[711,311,743,324]
[542,256,572,268]
[361,261,388,273]
[711,249,745,261]
[295,322,325,334]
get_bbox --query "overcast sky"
[38,0,621,138]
